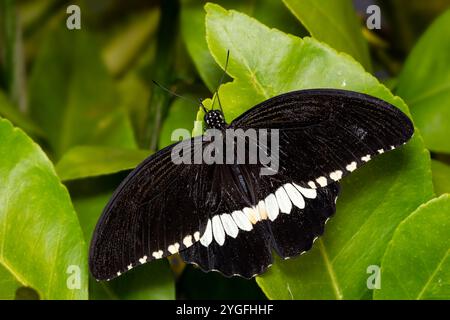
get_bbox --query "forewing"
[230,89,414,188]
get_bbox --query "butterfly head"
[204,110,226,129]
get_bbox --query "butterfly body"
[204,109,227,129]
[89,89,414,280]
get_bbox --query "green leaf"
[73,193,175,300]
[396,9,450,153]
[56,146,150,182]
[374,195,450,299]
[431,160,450,196]
[0,118,87,299]
[204,3,433,299]
[0,90,44,138]
[181,0,303,91]
[28,27,137,158]
[0,264,21,299]
[282,0,371,70]
[159,97,199,148]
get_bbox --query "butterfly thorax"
[204,110,227,129]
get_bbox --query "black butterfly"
[89,89,413,280]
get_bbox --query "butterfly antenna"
[211,50,230,112]
[198,98,208,113]
[152,80,199,106]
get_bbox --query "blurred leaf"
[56,146,150,182]
[397,9,450,153]
[0,90,44,137]
[0,118,87,299]
[0,0,27,111]
[73,192,175,300]
[431,160,450,196]
[28,28,137,158]
[102,9,159,77]
[18,0,57,32]
[91,109,137,150]
[204,3,433,299]
[381,0,450,53]
[181,0,303,91]
[283,0,371,70]
[117,71,152,145]
[374,195,450,299]
[159,97,199,148]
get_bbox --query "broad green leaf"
[204,3,433,299]
[28,27,137,158]
[396,9,450,153]
[0,264,21,299]
[0,90,44,137]
[282,0,371,71]
[73,193,175,300]
[181,0,303,91]
[374,195,450,299]
[0,118,87,299]
[56,146,149,181]
[159,98,199,148]
[431,160,450,196]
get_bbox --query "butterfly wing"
[89,137,214,280]
[230,89,414,189]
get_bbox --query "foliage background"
[0,0,449,300]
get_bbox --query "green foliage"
[181,0,302,92]
[28,28,137,158]
[56,146,150,181]
[374,195,450,299]
[0,118,87,299]
[204,3,433,300]
[0,0,449,300]
[0,90,43,137]
[283,0,371,70]
[397,9,450,153]
[431,160,450,196]
[159,98,199,148]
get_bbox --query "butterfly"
[89,88,414,281]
